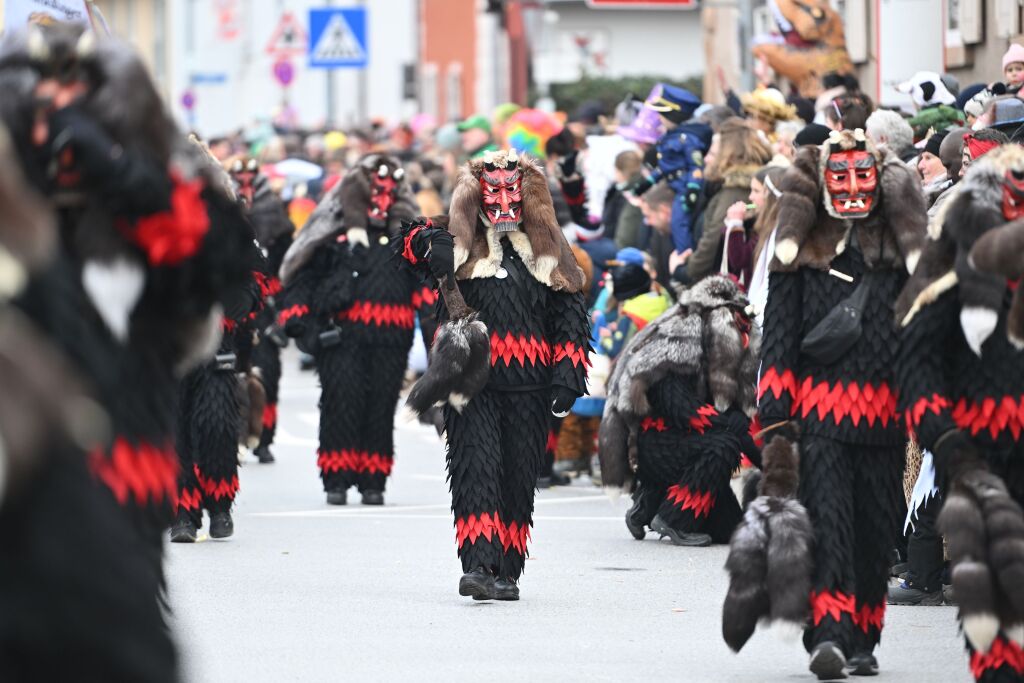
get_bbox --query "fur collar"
[771,144,926,273]
[449,151,585,293]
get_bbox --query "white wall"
[536,1,704,83]
[170,0,416,137]
[877,0,944,109]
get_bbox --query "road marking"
[273,426,318,447]
[250,494,615,518]
[248,513,623,521]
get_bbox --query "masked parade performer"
[896,144,1024,683]
[598,275,760,547]
[0,22,253,680]
[172,152,264,543]
[399,149,591,601]
[279,154,432,506]
[628,84,713,254]
[756,129,925,679]
[230,157,293,464]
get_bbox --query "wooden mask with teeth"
[822,130,878,219]
[478,150,523,232]
[366,159,405,223]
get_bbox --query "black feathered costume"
[232,160,293,462]
[0,23,253,681]
[598,275,760,545]
[757,130,925,675]
[280,154,430,500]
[400,149,590,597]
[897,144,1024,683]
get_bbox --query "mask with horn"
[478,148,523,233]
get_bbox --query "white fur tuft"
[448,393,470,412]
[775,238,799,265]
[0,245,27,300]
[960,306,999,357]
[81,258,146,342]
[767,619,804,644]
[603,485,625,503]
[1007,623,1024,647]
[905,248,921,275]
[963,613,1000,653]
[347,227,369,248]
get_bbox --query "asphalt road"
[166,351,967,682]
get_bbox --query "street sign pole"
[325,0,337,128]
[357,0,367,125]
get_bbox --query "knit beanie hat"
[924,131,948,157]
[611,263,652,301]
[1003,43,1024,71]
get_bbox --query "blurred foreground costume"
[755,129,925,678]
[231,157,293,464]
[599,275,760,547]
[280,154,430,505]
[0,22,251,681]
[400,149,591,600]
[897,144,1024,683]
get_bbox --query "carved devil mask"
[1003,169,1024,220]
[824,148,878,219]
[368,163,404,223]
[230,158,259,206]
[479,155,523,233]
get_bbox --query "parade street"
[167,352,966,683]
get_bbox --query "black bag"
[799,273,872,365]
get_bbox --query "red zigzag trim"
[88,438,180,507]
[177,486,202,513]
[953,395,1024,441]
[278,304,308,325]
[455,511,531,555]
[490,332,552,367]
[411,286,437,309]
[552,341,590,368]
[338,301,415,329]
[810,590,884,633]
[972,636,1024,678]
[759,367,898,427]
[317,449,393,475]
[262,403,278,430]
[194,466,239,501]
[665,484,715,518]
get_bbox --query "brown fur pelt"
[970,217,1024,347]
[898,145,1024,352]
[570,244,594,292]
[771,132,926,275]
[598,275,760,490]
[235,370,266,450]
[555,414,599,461]
[447,150,586,294]
[722,434,813,652]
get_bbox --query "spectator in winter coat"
[865,109,917,165]
[604,150,646,250]
[640,182,678,295]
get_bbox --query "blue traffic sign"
[308,7,367,69]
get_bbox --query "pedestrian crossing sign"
[308,7,368,69]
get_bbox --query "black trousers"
[906,493,944,592]
[252,337,282,450]
[635,429,743,543]
[315,342,407,493]
[445,388,547,581]
[176,363,242,526]
[799,435,903,657]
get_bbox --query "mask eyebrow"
[827,160,850,171]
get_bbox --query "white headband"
[764,174,782,198]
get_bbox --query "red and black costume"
[401,149,591,600]
[897,144,1024,683]
[0,23,252,680]
[757,130,925,679]
[232,158,293,464]
[280,154,427,504]
[598,275,760,547]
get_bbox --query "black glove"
[425,229,455,284]
[558,150,579,179]
[717,406,752,436]
[628,176,653,196]
[933,429,987,491]
[550,386,579,418]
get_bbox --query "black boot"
[625,487,659,540]
[254,444,275,464]
[361,490,384,506]
[209,511,234,539]
[809,641,847,680]
[846,652,878,676]
[326,488,347,506]
[170,514,197,543]
[458,567,495,600]
[650,515,711,547]
[493,577,520,601]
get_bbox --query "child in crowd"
[1003,43,1024,95]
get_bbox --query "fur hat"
[741,87,798,123]
[771,129,926,275]
[897,71,957,109]
[447,150,586,293]
[897,144,1024,353]
[1004,43,1024,71]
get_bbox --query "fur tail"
[406,316,489,416]
[765,497,814,627]
[940,484,999,652]
[722,501,771,652]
